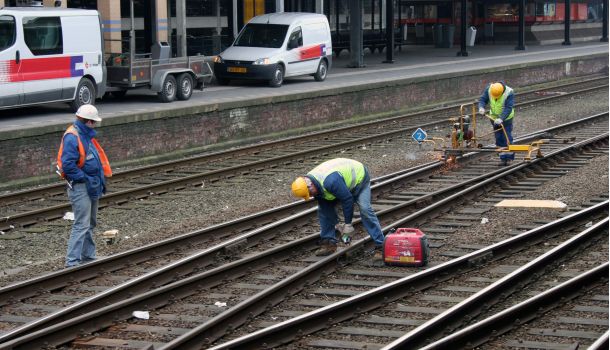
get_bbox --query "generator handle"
[394,228,425,235]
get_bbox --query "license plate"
[227,67,247,73]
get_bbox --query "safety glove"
[335,223,355,244]
[494,118,503,126]
[478,107,485,115]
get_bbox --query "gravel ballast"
[0,89,607,286]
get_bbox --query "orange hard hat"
[291,176,310,200]
[490,83,504,99]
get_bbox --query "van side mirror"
[287,39,297,50]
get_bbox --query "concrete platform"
[0,42,607,185]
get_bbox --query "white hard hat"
[76,104,101,122]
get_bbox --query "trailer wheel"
[157,74,177,103]
[313,60,327,82]
[269,65,284,87]
[70,78,96,112]
[176,73,193,100]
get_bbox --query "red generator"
[383,228,430,267]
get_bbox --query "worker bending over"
[291,158,384,261]
[478,81,515,166]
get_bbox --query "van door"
[0,14,23,107]
[300,21,328,74]
[21,16,65,104]
[285,26,309,76]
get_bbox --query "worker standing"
[291,158,384,260]
[56,105,112,268]
[478,82,515,166]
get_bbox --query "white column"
[315,0,323,14]
[276,0,284,13]
[176,0,187,56]
[233,0,238,38]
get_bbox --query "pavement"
[0,41,606,132]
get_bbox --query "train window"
[0,15,16,52]
[234,23,288,48]
[23,16,63,56]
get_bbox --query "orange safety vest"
[56,125,112,178]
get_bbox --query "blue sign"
[412,128,427,144]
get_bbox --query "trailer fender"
[151,69,196,93]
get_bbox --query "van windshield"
[234,23,289,48]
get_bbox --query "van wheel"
[157,74,177,103]
[314,60,328,82]
[269,65,284,87]
[176,73,193,100]
[70,78,96,112]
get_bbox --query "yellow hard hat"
[490,83,504,99]
[291,176,310,200]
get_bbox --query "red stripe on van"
[299,45,322,60]
[1,56,84,83]
[20,56,76,81]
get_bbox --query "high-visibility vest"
[488,86,514,121]
[56,125,112,179]
[308,158,366,201]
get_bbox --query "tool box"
[383,228,430,267]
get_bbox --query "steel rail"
[1,81,607,231]
[205,200,609,350]
[415,262,609,350]
[588,330,610,350]
[1,75,605,205]
[0,113,606,345]
[155,132,607,348]
[0,148,509,345]
[188,132,609,349]
[1,110,605,302]
[384,218,610,349]
[0,156,517,349]
[2,132,607,348]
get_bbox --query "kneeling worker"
[478,81,515,166]
[291,158,384,260]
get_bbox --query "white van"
[0,7,104,111]
[213,12,332,87]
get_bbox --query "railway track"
[415,263,608,350]
[0,76,607,232]
[209,207,608,350]
[0,112,606,349]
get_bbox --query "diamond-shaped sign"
[412,128,427,144]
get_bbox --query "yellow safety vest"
[489,86,514,121]
[307,158,366,201]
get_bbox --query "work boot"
[497,159,509,166]
[373,245,383,261]
[315,240,337,256]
